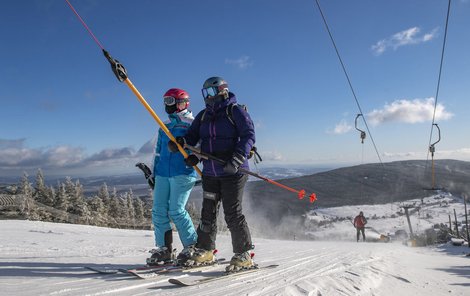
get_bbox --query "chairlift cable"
[427,0,451,154]
[424,0,451,190]
[314,0,384,167]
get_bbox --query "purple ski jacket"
[184,93,255,177]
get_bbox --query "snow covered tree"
[65,178,90,224]
[133,196,146,228]
[88,195,106,226]
[34,169,46,196]
[97,183,110,217]
[54,182,69,222]
[18,172,38,220]
[117,195,129,225]
[126,189,136,228]
[107,187,121,228]
[34,169,54,207]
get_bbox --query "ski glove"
[135,162,155,190]
[167,136,186,153]
[147,174,155,190]
[223,152,245,174]
[184,154,200,167]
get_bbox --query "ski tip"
[168,278,192,286]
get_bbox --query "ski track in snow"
[1,217,469,296]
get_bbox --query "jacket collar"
[169,109,194,121]
[205,92,237,113]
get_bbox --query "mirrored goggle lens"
[202,87,219,98]
[163,96,176,105]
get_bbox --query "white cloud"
[328,119,352,135]
[382,151,424,159]
[367,98,453,126]
[261,151,284,161]
[371,27,438,55]
[0,139,153,177]
[225,55,253,69]
[382,148,470,161]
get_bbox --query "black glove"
[168,136,186,152]
[223,152,245,174]
[184,154,200,167]
[135,162,155,190]
[147,174,155,190]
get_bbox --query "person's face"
[176,102,187,111]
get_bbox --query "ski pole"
[185,145,317,203]
[65,0,202,176]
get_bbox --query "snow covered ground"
[307,192,468,242]
[1,194,469,296]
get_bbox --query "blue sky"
[1,0,470,178]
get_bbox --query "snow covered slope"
[1,219,469,296]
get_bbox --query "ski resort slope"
[0,220,468,296]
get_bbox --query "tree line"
[2,169,200,230]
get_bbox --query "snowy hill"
[1,193,469,296]
[244,159,470,228]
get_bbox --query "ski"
[168,264,279,286]
[84,266,121,274]
[84,262,175,275]
[125,260,230,279]
[85,258,227,279]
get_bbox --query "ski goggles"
[163,96,187,106]
[201,84,228,99]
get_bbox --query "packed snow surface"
[1,194,469,295]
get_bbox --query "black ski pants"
[196,173,252,254]
[356,227,365,242]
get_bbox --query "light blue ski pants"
[152,175,197,248]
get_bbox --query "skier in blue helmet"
[168,76,256,271]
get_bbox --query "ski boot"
[175,244,196,266]
[225,251,254,272]
[184,247,215,267]
[147,230,175,266]
[146,246,176,265]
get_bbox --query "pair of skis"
[85,258,227,279]
[85,261,278,285]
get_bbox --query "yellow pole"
[123,78,202,176]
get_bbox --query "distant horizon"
[1,158,467,184]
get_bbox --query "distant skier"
[168,76,256,272]
[147,88,198,265]
[353,211,367,242]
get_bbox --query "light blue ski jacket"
[153,110,197,178]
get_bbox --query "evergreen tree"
[97,183,110,217]
[117,195,129,225]
[34,169,46,194]
[66,178,90,223]
[143,189,153,220]
[133,196,145,228]
[88,195,106,226]
[18,172,38,220]
[107,187,121,227]
[54,182,69,222]
[126,189,136,228]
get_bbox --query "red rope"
[65,0,105,50]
